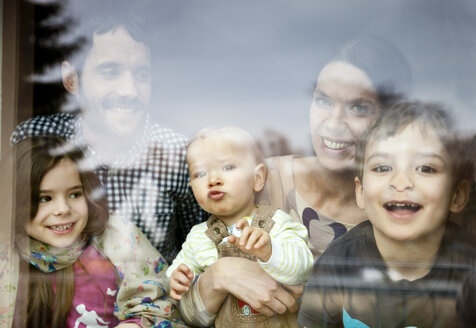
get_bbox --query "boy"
[298,101,476,327]
[167,126,313,327]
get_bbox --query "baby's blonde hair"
[188,126,265,165]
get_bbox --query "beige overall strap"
[251,205,278,233]
[204,215,230,245]
[262,156,295,211]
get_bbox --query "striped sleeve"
[166,222,218,278]
[259,209,313,284]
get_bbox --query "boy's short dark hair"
[355,101,473,185]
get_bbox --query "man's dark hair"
[67,0,151,72]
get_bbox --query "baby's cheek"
[195,194,207,208]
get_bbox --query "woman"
[179,36,412,326]
[258,36,412,257]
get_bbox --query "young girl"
[9,137,184,328]
[12,137,134,327]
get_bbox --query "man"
[11,10,205,263]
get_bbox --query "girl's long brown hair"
[14,137,109,327]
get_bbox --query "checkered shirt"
[11,112,206,263]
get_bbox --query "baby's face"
[355,122,457,243]
[187,136,262,223]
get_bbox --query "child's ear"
[62,61,79,95]
[449,180,471,213]
[354,177,365,210]
[253,163,267,192]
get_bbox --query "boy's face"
[187,136,265,223]
[355,123,465,243]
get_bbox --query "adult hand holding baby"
[198,256,302,316]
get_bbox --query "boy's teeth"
[50,223,73,231]
[385,202,421,212]
[388,203,419,208]
[323,139,351,150]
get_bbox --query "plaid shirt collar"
[72,114,153,169]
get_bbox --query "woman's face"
[310,61,380,172]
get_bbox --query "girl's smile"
[47,222,76,233]
[25,158,88,248]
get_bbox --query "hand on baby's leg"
[170,263,194,301]
[228,219,272,262]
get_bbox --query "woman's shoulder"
[264,155,315,192]
[266,155,314,170]
[266,155,295,172]
[292,156,319,178]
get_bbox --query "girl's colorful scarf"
[15,234,87,273]
[87,215,188,327]
[2,215,188,327]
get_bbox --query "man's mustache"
[101,97,146,111]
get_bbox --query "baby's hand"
[228,218,272,262]
[169,263,194,301]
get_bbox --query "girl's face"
[25,158,88,248]
[310,61,380,172]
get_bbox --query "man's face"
[79,26,151,139]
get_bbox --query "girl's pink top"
[52,244,141,327]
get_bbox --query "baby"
[298,101,476,327]
[167,126,313,327]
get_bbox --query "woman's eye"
[39,195,51,203]
[372,165,391,173]
[416,165,436,174]
[194,171,206,178]
[350,104,370,116]
[223,164,235,171]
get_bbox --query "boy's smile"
[355,122,463,244]
[383,201,422,219]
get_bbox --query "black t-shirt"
[298,220,476,328]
